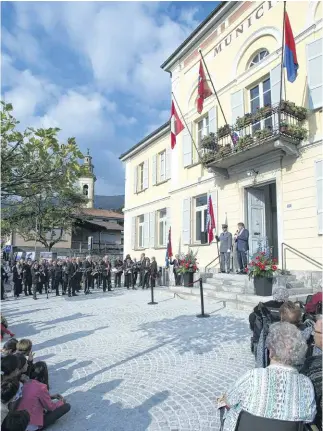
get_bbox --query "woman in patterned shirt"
[222,322,316,431]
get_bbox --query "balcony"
[200,101,308,178]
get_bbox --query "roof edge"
[119,120,170,161]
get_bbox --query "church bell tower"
[79,149,96,208]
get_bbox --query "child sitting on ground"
[2,410,30,431]
[1,339,18,357]
[16,339,34,377]
[1,378,20,424]
[1,315,15,341]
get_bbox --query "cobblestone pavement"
[2,287,255,431]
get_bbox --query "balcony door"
[250,77,273,133]
[247,187,266,257]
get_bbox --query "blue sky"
[1,1,219,195]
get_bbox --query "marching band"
[4,253,160,300]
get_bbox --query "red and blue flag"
[284,11,298,83]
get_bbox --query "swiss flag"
[197,60,212,114]
[170,100,184,149]
[206,195,216,243]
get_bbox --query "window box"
[236,113,253,129]
[218,124,231,138]
[200,132,217,149]
[254,128,272,141]
[279,100,307,121]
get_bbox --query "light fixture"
[247,169,259,177]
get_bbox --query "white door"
[247,188,266,256]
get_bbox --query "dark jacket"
[150,261,158,278]
[31,268,41,285]
[235,229,249,251]
[300,354,322,429]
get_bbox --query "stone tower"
[79,149,96,208]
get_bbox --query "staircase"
[166,272,317,311]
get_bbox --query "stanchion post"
[148,283,158,305]
[197,277,210,318]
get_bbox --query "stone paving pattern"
[2,288,255,431]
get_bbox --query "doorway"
[245,182,278,259]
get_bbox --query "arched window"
[249,49,269,68]
[83,184,89,196]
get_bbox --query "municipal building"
[120,1,322,274]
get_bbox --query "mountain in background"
[94,195,124,211]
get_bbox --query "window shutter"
[143,160,149,189]
[307,38,323,110]
[182,198,191,245]
[208,107,217,134]
[152,155,157,186]
[144,213,149,248]
[270,64,281,106]
[208,190,218,236]
[183,123,192,167]
[131,217,136,249]
[231,90,244,125]
[149,212,155,248]
[166,148,171,180]
[315,160,323,235]
[134,166,137,194]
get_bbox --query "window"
[194,194,207,243]
[83,184,89,196]
[249,49,269,68]
[138,215,144,248]
[250,77,272,133]
[138,163,144,192]
[197,116,209,147]
[159,151,166,182]
[158,209,167,246]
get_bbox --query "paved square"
[2,288,254,431]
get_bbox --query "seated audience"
[2,338,18,357]
[221,322,316,431]
[16,339,34,376]
[18,361,71,430]
[300,316,322,430]
[1,314,15,341]
[1,379,20,424]
[249,287,290,331]
[2,410,30,431]
[1,355,20,382]
[305,292,323,314]
[280,301,314,341]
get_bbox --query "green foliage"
[1,101,84,200]
[1,101,88,250]
[247,252,279,279]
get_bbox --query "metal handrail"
[205,255,220,272]
[281,242,323,271]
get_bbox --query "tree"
[3,190,87,251]
[1,100,88,249]
[1,101,83,201]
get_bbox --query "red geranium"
[272,265,277,270]
[256,256,260,260]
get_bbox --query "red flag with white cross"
[170,100,184,149]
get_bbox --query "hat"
[222,224,228,228]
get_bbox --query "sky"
[1,1,219,196]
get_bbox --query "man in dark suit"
[234,222,249,274]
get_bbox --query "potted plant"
[178,249,199,287]
[254,128,271,141]
[293,106,307,121]
[280,121,288,134]
[289,124,308,140]
[218,124,231,138]
[201,133,217,149]
[218,144,232,158]
[201,152,216,165]
[247,252,279,296]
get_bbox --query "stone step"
[164,286,311,311]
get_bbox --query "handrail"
[205,255,220,272]
[281,242,323,271]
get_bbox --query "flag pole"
[279,1,287,127]
[198,49,235,147]
[171,91,202,162]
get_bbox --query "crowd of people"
[1,326,71,431]
[1,253,165,301]
[219,287,322,430]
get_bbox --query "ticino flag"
[206,195,216,243]
[170,100,184,149]
[283,11,298,83]
[197,60,212,114]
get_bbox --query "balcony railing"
[200,101,308,178]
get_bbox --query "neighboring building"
[6,150,124,257]
[120,1,323,272]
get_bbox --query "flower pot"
[183,272,194,287]
[254,276,273,296]
[280,126,288,134]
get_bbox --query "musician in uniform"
[83,255,94,295]
[150,257,158,288]
[12,261,23,299]
[142,257,150,289]
[102,256,112,292]
[31,262,40,300]
[132,258,139,288]
[139,253,146,287]
[51,260,62,296]
[114,257,123,288]
[22,259,32,296]
[216,224,233,274]
[123,255,133,289]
